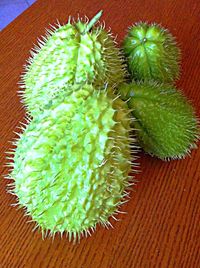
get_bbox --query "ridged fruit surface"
[21,11,125,116]
[119,82,199,160]
[9,85,135,241]
[123,22,180,83]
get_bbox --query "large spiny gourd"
[20,11,126,116]
[8,85,136,241]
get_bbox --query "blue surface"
[26,0,36,5]
[0,0,36,30]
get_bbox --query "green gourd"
[123,22,180,83]
[20,11,125,116]
[8,85,136,241]
[119,82,199,160]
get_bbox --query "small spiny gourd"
[20,11,126,116]
[119,82,199,160]
[8,85,137,241]
[123,22,180,83]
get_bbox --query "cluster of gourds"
[6,11,198,242]
[121,23,198,159]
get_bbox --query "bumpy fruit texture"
[21,11,125,116]
[123,22,180,83]
[9,85,134,240]
[119,82,199,160]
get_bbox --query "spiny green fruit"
[8,85,136,241]
[123,22,180,83]
[119,82,199,160]
[20,11,126,116]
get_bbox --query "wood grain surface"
[0,0,199,267]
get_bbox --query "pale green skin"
[22,19,125,116]
[11,85,132,239]
[119,82,199,160]
[123,22,180,83]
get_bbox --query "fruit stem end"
[82,10,103,34]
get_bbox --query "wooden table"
[0,0,199,267]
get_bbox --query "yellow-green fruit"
[123,22,180,83]
[9,85,136,241]
[20,11,125,116]
[119,82,199,160]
